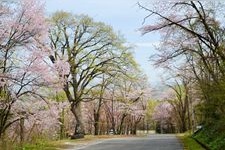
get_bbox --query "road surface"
[75,134,183,150]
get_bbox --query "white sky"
[45,0,164,86]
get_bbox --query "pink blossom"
[153,102,172,122]
[54,58,70,77]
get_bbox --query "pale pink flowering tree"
[83,99,109,135]
[138,1,224,70]
[99,87,149,135]
[82,101,95,134]
[153,102,173,133]
[0,0,50,138]
[116,76,149,134]
[102,97,124,134]
[102,90,121,134]
[99,71,150,135]
[153,102,172,122]
[6,100,69,142]
[138,1,225,133]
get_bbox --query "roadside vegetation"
[177,132,205,150]
[193,125,225,150]
[139,1,225,149]
[0,135,138,150]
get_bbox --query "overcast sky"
[45,0,164,86]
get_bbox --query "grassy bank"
[1,135,136,150]
[193,124,225,150]
[0,139,57,150]
[177,132,205,150]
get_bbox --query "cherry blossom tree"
[99,70,150,135]
[138,1,225,132]
[0,0,49,139]
[153,102,173,133]
[85,74,114,135]
[7,100,62,141]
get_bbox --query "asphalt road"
[76,134,183,150]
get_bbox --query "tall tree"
[167,80,190,133]
[48,11,132,138]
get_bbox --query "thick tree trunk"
[70,102,85,139]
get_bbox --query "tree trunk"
[94,97,103,135]
[132,124,137,135]
[20,117,25,145]
[94,112,100,135]
[180,114,187,133]
[59,108,65,139]
[70,102,85,139]
[126,123,130,135]
[118,113,127,135]
[106,115,110,134]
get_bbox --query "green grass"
[16,139,58,150]
[4,134,135,150]
[193,124,225,150]
[0,139,58,150]
[177,132,205,150]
